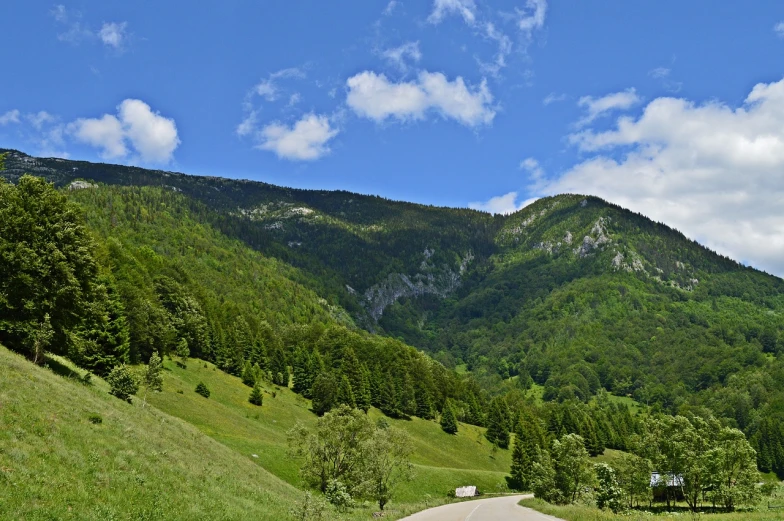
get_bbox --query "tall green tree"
[0,175,100,360]
[551,433,594,504]
[361,427,414,511]
[440,399,458,434]
[486,396,510,449]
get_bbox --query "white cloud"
[383,0,399,16]
[51,5,68,23]
[576,88,640,127]
[543,92,566,105]
[480,22,512,76]
[775,21,784,38]
[649,67,671,79]
[428,0,476,25]
[69,114,126,158]
[543,76,784,275]
[382,41,422,71]
[0,110,20,125]
[98,22,127,49]
[257,113,338,161]
[469,191,535,215]
[520,157,544,181]
[236,111,258,137]
[251,67,306,102]
[69,99,179,163]
[346,70,495,127]
[517,0,547,35]
[26,111,57,130]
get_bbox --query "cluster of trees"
[288,406,413,511]
[520,413,761,513]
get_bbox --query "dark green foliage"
[77,277,130,376]
[336,374,356,409]
[241,360,256,387]
[107,365,138,403]
[440,400,458,434]
[88,413,103,424]
[0,175,100,360]
[249,384,263,406]
[509,413,546,491]
[485,397,510,449]
[195,382,210,398]
[311,373,338,415]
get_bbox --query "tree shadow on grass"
[43,354,82,380]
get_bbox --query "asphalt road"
[399,495,564,521]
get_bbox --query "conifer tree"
[249,384,263,406]
[292,347,312,396]
[355,365,372,413]
[440,400,458,434]
[311,372,338,415]
[336,374,356,409]
[379,376,399,418]
[241,360,256,387]
[486,397,510,449]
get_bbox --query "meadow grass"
[519,495,784,521]
[0,346,302,521]
[147,357,514,511]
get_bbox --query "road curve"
[398,494,564,521]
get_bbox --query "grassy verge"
[519,497,784,521]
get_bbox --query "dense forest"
[2,148,784,482]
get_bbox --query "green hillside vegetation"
[0,346,300,521]
[2,149,784,517]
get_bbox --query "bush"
[107,365,139,403]
[595,463,623,512]
[249,385,263,406]
[195,382,210,398]
[324,479,354,511]
[88,413,103,424]
[81,372,93,386]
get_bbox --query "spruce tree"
[241,359,256,387]
[292,348,312,396]
[440,400,458,434]
[379,376,399,418]
[249,384,263,406]
[311,372,338,415]
[336,374,356,409]
[195,382,210,398]
[486,397,510,449]
[355,365,372,413]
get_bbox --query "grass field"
[0,345,514,520]
[520,493,784,521]
[146,357,514,506]
[0,346,302,521]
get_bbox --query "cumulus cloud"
[346,70,495,127]
[0,110,21,125]
[775,21,784,38]
[469,192,536,215]
[69,99,179,163]
[428,0,477,25]
[576,88,640,127]
[517,0,547,35]
[257,113,338,161]
[26,111,57,130]
[98,22,127,49]
[542,76,784,275]
[382,41,422,71]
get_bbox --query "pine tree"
[440,400,458,434]
[336,374,356,409]
[292,347,312,396]
[195,382,210,398]
[249,384,263,406]
[311,372,338,415]
[486,397,510,449]
[415,383,435,420]
[241,359,256,387]
[355,365,372,413]
[379,375,399,418]
[144,351,164,392]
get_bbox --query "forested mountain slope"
[3,149,784,477]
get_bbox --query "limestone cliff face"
[361,250,473,321]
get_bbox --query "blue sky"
[4,1,784,274]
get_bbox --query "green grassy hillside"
[147,356,513,503]
[0,346,300,521]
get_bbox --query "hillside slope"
[3,149,784,454]
[0,345,300,521]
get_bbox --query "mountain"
[3,148,784,476]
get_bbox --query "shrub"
[107,365,139,403]
[595,463,623,512]
[81,372,93,386]
[88,413,103,424]
[195,382,210,398]
[249,385,263,406]
[324,479,354,511]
